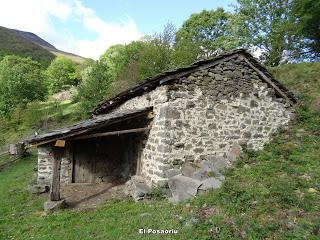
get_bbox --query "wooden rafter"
[241,56,295,106]
[70,127,151,141]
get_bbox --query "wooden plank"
[49,148,63,201]
[28,110,152,148]
[241,56,295,106]
[70,127,151,141]
[65,142,74,184]
[55,140,66,147]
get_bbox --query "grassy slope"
[0,26,55,67]
[0,62,319,239]
[0,100,81,147]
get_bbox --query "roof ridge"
[92,48,295,115]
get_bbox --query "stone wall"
[111,86,172,185]
[36,57,294,187]
[110,56,294,186]
[37,144,72,186]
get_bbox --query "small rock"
[308,188,318,193]
[198,178,222,191]
[43,199,66,212]
[168,175,202,203]
[243,164,250,169]
[285,221,295,230]
[27,184,48,194]
[181,163,198,177]
[125,176,151,201]
[140,213,151,217]
[185,217,199,227]
[164,169,181,178]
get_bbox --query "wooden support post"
[49,148,64,201]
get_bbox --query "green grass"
[0,107,319,239]
[0,61,319,239]
[0,100,82,147]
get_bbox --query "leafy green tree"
[137,23,176,79]
[0,55,46,116]
[175,8,242,61]
[77,61,110,115]
[291,0,320,58]
[100,42,143,81]
[45,56,78,93]
[101,23,176,87]
[235,0,301,66]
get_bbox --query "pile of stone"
[125,155,233,203]
[167,156,226,203]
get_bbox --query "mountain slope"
[12,29,57,49]
[0,26,55,67]
[12,28,88,64]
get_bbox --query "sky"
[0,0,236,59]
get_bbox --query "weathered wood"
[27,108,152,147]
[8,143,26,157]
[8,144,17,155]
[241,56,295,106]
[49,148,63,201]
[70,127,150,141]
[55,140,66,148]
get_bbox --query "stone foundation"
[37,145,72,187]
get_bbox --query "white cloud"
[69,0,142,59]
[0,0,141,59]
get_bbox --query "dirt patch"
[310,97,320,112]
[52,90,72,101]
[61,181,128,210]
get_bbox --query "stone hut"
[25,49,296,203]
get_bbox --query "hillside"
[12,28,88,64]
[12,29,57,49]
[0,26,55,67]
[0,61,319,239]
[0,26,88,65]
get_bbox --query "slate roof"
[92,49,297,115]
[25,107,152,146]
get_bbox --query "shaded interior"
[70,113,150,184]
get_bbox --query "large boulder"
[168,175,202,203]
[125,176,151,201]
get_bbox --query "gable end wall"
[109,56,294,185]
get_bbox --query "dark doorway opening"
[71,113,150,184]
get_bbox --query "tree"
[100,23,176,86]
[235,0,302,66]
[175,8,242,61]
[291,0,320,58]
[77,61,110,115]
[99,42,144,81]
[45,56,78,93]
[0,55,46,116]
[137,23,176,79]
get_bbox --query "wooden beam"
[70,127,151,141]
[241,56,295,106]
[49,148,63,201]
[27,110,152,148]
